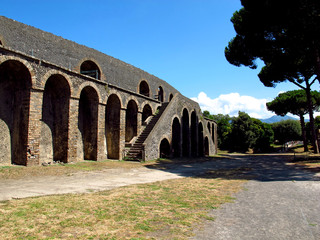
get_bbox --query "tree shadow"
[145,154,320,182]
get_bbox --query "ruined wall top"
[0,16,179,100]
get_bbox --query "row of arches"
[77,59,173,103]
[159,109,214,159]
[0,59,156,165]
[138,80,173,102]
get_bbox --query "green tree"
[225,0,320,79]
[211,114,232,149]
[272,120,302,145]
[203,110,213,120]
[225,0,320,152]
[267,90,320,152]
[228,112,273,152]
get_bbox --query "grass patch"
[0,171,246,239]
[0,160,143,180]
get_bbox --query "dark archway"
[78,86,99,160]
[204,136,209,156]
[0,60,31,165]
[158,86,164,102]
[142,104,152,123]
[172,117,181,157]
[106,94,121,159]
[182,108,190,157]
[191,111,197,157]
[198,122,204,157]
[139,81,150,97]
[207,122,211,134]
[125,100,138,142]
[212,123,215,143]
[159,138,170,158]
[41,74,70,163]
[80,60,101,80]
[169,94,173,101]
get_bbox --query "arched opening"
[191,111,197,157]
[182,108,189,157]
[106,94,121,159]
[0,60,31,165]
[41,74,70,163]
[125,100,138,142]
[78,86,99,160]
[212,123,215,143]
[204,137,209,156]
[157,86,164,102]
[172,117,181,157]
[139,81,150,97]
[198,122,204,157]
[80,60,101,80]
[207,122,211,133]
[169,94,173,101]
[159,138,170,158]
[142,104,152,124]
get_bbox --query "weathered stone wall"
[0,16,217,166]
[0,16,178,102]
[144,93,217,161]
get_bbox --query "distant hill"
[260,115,298,124]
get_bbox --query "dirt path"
[192,155,320,240]
[0,158,245,201]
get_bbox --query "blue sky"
[1,0,314,118]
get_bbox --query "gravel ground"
[192,155,320,240]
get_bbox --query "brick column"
[137,111,142,136]
[26,90,43,166]
[97,103,106,161]
[119,108,126,159]
[67,98,80,162]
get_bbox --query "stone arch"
[172,117,181,158]
[124,96,141,112]
[0,56,36,87]
[138,80,150,97]
[157,86,164,102]
[41,70,73,96]
[80,59,101,80]
[204,136,209,156]
[40,74,70,163]
[76,82,102,104]
[142,104,153,124]
[0,59,32,165]
[169,93,173,101]
[191,111,197,157]
[104,89,123,106]
[159,138,170,158]
[207,122,211,134]
[198,122,204,157]
[106,94,121,159]
[182,108,190,157]
[78,86,99,160]
[125,99,138,142]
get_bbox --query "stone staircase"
[125,103,169,161]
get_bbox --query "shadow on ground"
[145,154,320,182]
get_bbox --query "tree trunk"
[299,113,308,152]
[306,83,319,153]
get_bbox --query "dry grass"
[0,160,143,180]
[0,170,246,240]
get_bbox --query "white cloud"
[191,92,273,119]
